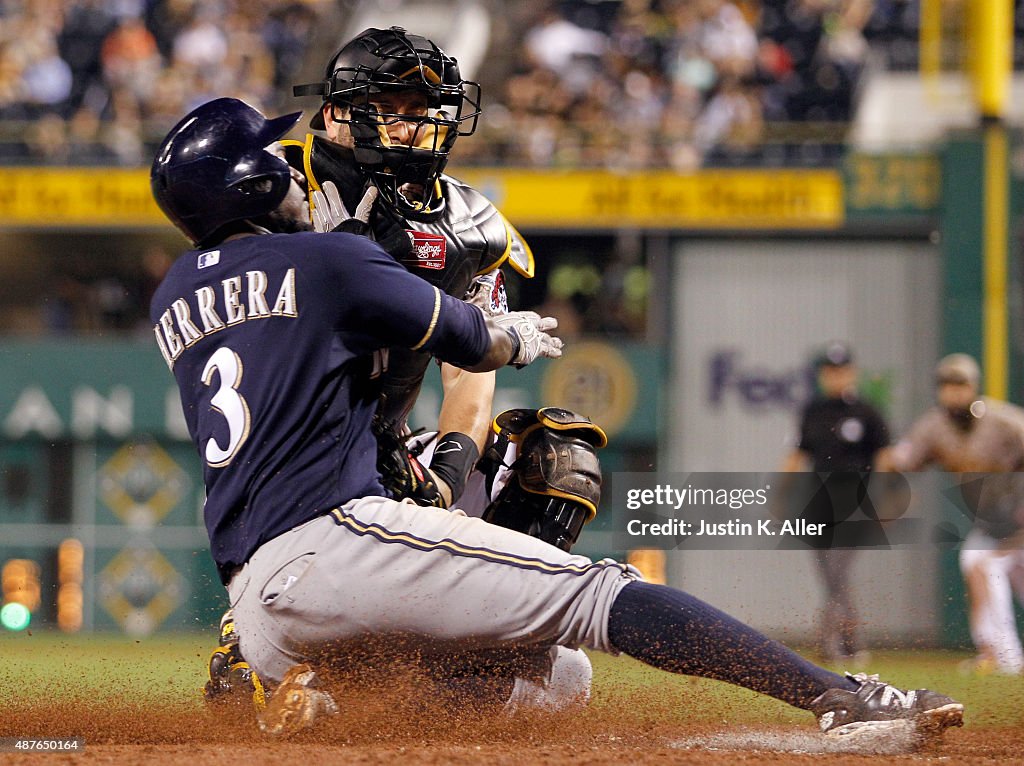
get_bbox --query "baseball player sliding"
[150,93,963,743]
[201,26,597,710]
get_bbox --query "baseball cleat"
[257,663,339,737]
[810,672,963,741]
[204,609,267,711]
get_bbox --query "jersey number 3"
[202,346,251,468]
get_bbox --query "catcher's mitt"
[374,416,446,508]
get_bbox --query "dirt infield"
[3,638,1021,765]
[3,684,1020,765]
[6,731,1016,766]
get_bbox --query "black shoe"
[204,609,267,711]
[810,672,964,740]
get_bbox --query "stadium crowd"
[470,0,875,169]
[0,0,915,169]
[0,0,319,164]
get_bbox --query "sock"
[607,581,858,709]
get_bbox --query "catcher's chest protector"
[302,137,511,428]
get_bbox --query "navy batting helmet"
[293,27,481,220]
[151,98,302,245]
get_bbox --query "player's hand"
[310,181,346,232]
[311,181,378,235]
[464,271,509,317]
[491,311,563,366]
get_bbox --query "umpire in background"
[782,342,892,664]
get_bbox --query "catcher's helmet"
[294,26,481,220]
[151,98,302,245]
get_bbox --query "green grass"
[0,631,209,705]
[2,632,1020,729]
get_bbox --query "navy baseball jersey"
[150,231,489,583]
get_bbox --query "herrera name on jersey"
[153,260,298,370]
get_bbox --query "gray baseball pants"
[227,495,637,692]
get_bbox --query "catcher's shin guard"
[482,407,606,552]
[204,609,267,711]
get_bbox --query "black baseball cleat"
[810,672,964,741]
[204,609,267,711]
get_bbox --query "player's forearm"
[425,431,480,507]
[422,297,561,372]
[438,364,495,453]
[462,323,517,372]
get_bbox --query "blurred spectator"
[60,0,117,114]
[525,7,608,94]
[694,73,765,162]
[263,3,318,90]
[171,7,228,71]
[25,111,70,163]
[101,14,161,103]
[20,37,73,113]
[699,0,759,76]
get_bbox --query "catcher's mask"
[482,408,607,552]
[294,26,481,221]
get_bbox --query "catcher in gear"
[289,25,535,492]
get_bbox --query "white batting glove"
[492,311,563,366]
[311,181,378,234]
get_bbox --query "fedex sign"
[708,350,814,411]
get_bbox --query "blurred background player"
[782,342,891,664]
[883,353,1024,675]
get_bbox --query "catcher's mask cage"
[294,26,481,221]
[484,485,593,553]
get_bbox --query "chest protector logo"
[406,231,447,270]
